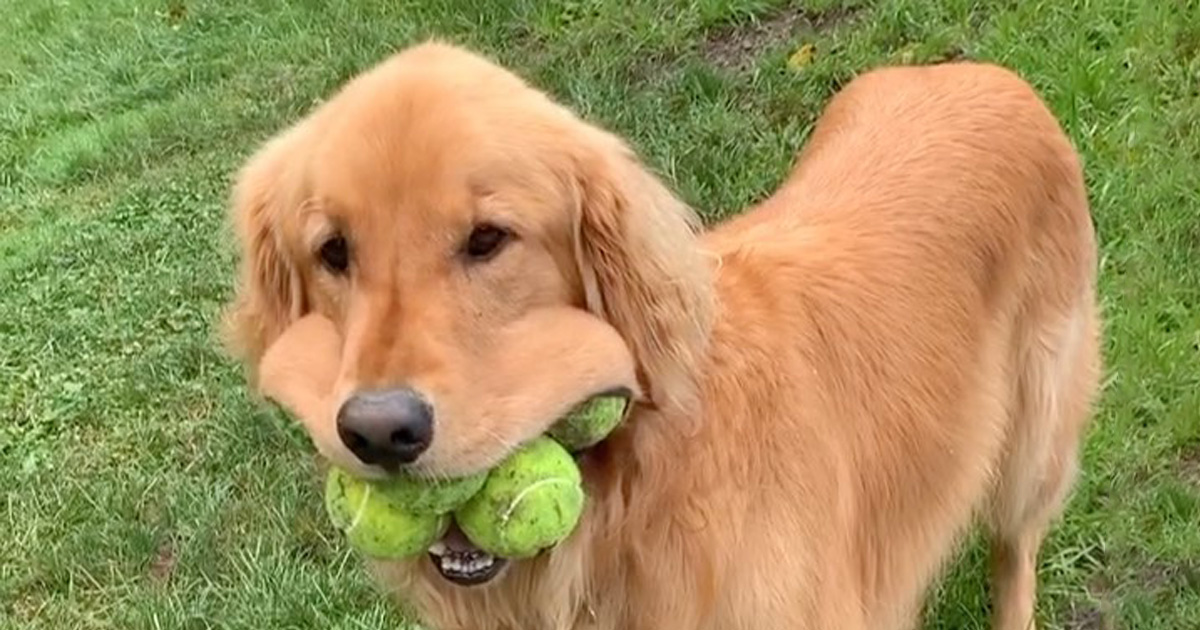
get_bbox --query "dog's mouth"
[421,389,635,588]
[427,523,508,586]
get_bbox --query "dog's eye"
[318,234,350,274]
[464,223,511,262]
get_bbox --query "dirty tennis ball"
[455,436,585,559]
[324,467,450,558]
[375,470,488,515]
[547,391,631,451]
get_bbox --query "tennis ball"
[324,467,449,558]
[375,470,487,515]
[454,436,584,559]
[547,391,630,451]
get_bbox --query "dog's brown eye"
[464,223,511,261]
[318,234,350,274]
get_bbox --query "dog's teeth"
[436,549,500,577]
[428,541,447,556]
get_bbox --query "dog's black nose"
[336,388,434,469]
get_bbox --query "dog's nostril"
[336,424,381,465]
[341,428,367,451]
[392,426,420,447]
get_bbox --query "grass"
[2,0,1198,628]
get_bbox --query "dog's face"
[225,42,712,584]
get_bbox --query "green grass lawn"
[2,0,1198,628]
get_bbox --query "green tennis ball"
[454,436,584,559]
[547,391,630,451]
[324,467,450,558]
[374,470,487,515]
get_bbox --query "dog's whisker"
[477,426,519,453]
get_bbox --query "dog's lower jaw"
[428,550,508,587]
[427,529,509,587]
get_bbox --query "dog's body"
[228,43,1100,630]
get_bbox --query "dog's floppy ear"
[572,134,714,410]
[222,130,309,377]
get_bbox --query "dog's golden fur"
[225,41,1101,630]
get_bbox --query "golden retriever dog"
[223,40,1101,630]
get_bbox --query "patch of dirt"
[702,4,862,71]
[148,539,177,585]
[1061,601,1112,630]
[935,44,968,63]
[1059,572,1116,630]
[1138,563,1173,592]
[7,591,46,623]
[626,49,678,84]
[1137,556,1200,593]
[159,0,188,26]
[1177,442,1200,486]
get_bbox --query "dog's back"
[694,63,1100,629]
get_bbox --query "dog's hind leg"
[987,302,1100,630]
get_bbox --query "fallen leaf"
[787,43,817,70]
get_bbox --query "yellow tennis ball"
[324,467,449,558]
[454,437,584,559]
[547,391,630,451]
[374,470,487,515]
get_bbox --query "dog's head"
[224,41,713,585]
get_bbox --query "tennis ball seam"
[347,483,372,534]
[501,476,582,524]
